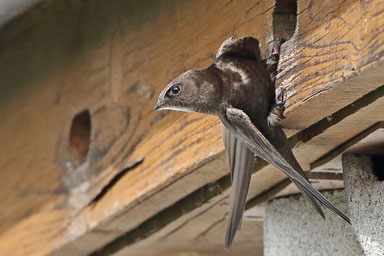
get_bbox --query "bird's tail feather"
[225,141,253,249]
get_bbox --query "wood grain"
[0,0,274,255]
[116,85,384,256]
[279,0,384,129]
[98,0,384,254]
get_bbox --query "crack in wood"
[89,175,231,256]
[195,216,227,240]
[88,157,144,206]
[289,84,384,148]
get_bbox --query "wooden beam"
[0,0,275,255]
[311,122,384,170]
[115,83,384,256]
[99,0,384,254]
[279,0,384,129]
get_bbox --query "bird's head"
[154,68,222,114]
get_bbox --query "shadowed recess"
[68,109,91,165]
[371,154,384,181]
[273,0,297,40]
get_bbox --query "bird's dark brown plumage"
[154,36,351,249]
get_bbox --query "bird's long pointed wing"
[221,124,254,249]
[224,107,351,224]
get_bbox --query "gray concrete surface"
[264,190,364,256]
[343,153,384,255]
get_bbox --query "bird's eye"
[167,84,181,96]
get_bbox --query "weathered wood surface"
[111,87,384,255]
[116,87,384,255]
[92,0,384,254]
[279,0,384,129]
[0,0,274,255]
[0,0,384,255]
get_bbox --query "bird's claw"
[267,38,286,84]
[272,37,286,56]
[274,86,286,121]
[275,86,286,106]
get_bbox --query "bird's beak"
[153,101,162,111]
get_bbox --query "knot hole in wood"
[68,109,91,166]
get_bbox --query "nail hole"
[273,0,297,40]
[68,110,91,165]
[371,154,384,181]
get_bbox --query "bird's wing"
[224,107,351,224]
[221,124,254,248]
[216,36,261,61]
[221,124,236,180]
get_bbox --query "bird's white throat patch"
[160,106,195,113]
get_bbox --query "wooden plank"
[93,0,384,253]
[120,85,384,256]
[311,122,384,170]
[279,0,384,129]
[1,0,384,255]
[0,0,275,255]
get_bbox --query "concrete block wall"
[343,153,384,256]
[264,153,384,256]
[264,190,364,256]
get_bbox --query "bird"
[154,36,351,248]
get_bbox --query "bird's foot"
[267,86,286,126]
[274,86,286,122]
[272,37,286,56]
[275,86,286,107]
[267,38,286,83]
